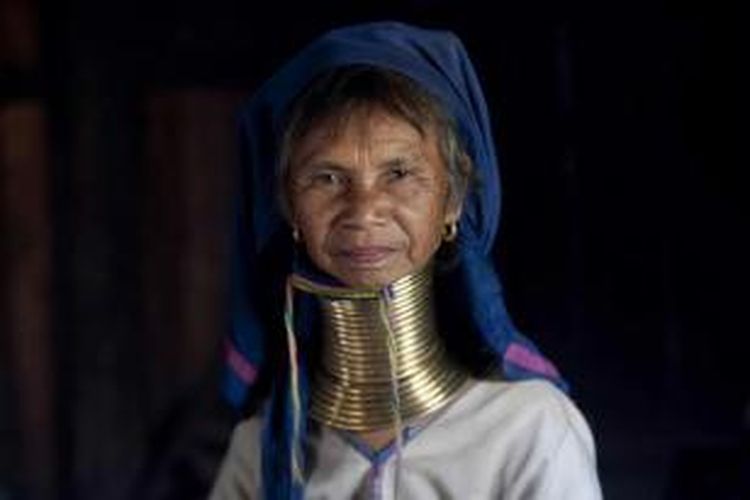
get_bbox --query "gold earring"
[443,221,458,242]
[292,226,300,243]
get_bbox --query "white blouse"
[210,379,602,499]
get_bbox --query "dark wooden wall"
[2,1,56,498]
[1,1,744,499]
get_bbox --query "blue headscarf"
[223,21,565,499]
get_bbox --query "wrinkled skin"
[287,106,460,288]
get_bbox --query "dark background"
[1,0,745,499]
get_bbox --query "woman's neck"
[290,264,469,433]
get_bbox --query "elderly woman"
[211,22,601,500]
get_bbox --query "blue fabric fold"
[222,21,566,499]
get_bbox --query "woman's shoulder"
[209,414,265,500]
[229,413,264,446]
[442,377,596,451]
[407,376,601,499]
[454,377,579,412]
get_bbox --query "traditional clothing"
[215,21,601,499]
[211,380,600,499]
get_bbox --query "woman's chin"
[332,269,400,289]
[327,263,413,290]
[323,251,406,288]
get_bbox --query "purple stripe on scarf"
[225,339,258,384]
[505,342,560,378]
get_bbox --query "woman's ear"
[445,180,466,226]
[444,202,462,227]
[445,150,471,224]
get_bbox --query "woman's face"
[287,106,459,288]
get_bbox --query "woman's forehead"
[291,106,437,166]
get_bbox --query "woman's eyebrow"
[293,147,426,174]
[378,153,425,169]
[294,159,349,176]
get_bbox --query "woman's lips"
[333,246,397,267]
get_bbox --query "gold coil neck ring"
[290,265,469,432]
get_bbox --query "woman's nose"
[338,184,387,230]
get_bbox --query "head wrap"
[223,21,566,499]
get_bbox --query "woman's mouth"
[334,246,397,267]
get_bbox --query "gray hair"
[277,65,474,220]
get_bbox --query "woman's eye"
[311,172,342,186]
[387,166,412,181]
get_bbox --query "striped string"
[379,285,403,500]
[284,277,305,486]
